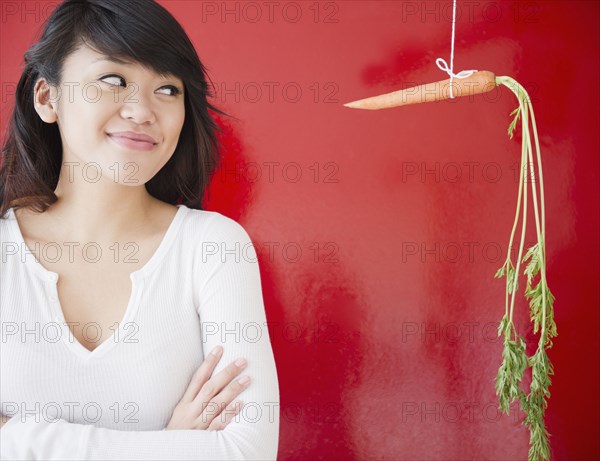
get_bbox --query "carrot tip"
[343,100,378,110]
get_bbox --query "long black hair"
[0,0,233,217]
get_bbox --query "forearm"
[0,412,278,461]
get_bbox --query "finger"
[193,358,248,410]
[206,401,244,431]
[181,345,223,403]
[196,373,250,422]
[209,374,251,413]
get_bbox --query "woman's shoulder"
[180,206,258,268]
[180,205,254,244]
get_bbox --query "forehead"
[65,44,128,68]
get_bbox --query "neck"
[46,165,159,242]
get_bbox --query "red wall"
[1,1,598,460]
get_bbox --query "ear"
[33,78,59,124]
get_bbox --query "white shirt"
[0,204,280,460]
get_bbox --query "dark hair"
[0,0,233,218]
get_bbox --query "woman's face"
[44,43,185,186]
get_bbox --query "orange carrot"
[343,70,497,110]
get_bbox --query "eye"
[157,85,182,97]
[100,74,127,88]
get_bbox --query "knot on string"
[435,58,478,99]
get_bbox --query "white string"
[435,0,478,99]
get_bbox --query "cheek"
[58,98,113,145]
[165,105,185,140]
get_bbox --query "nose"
[119,88,157,125]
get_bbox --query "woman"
[0,0,280,459]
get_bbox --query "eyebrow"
[92,56,133,65]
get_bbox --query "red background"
[1,1,598,460]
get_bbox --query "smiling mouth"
[107,133,157,152]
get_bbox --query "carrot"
[343,70,497,110]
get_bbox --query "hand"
[0,414,10,429]
[166,346,250,431]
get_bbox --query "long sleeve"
[1,413,274,460]
[0,213,280,460]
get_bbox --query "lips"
[107,131,157,144]
[107,131,158,152]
